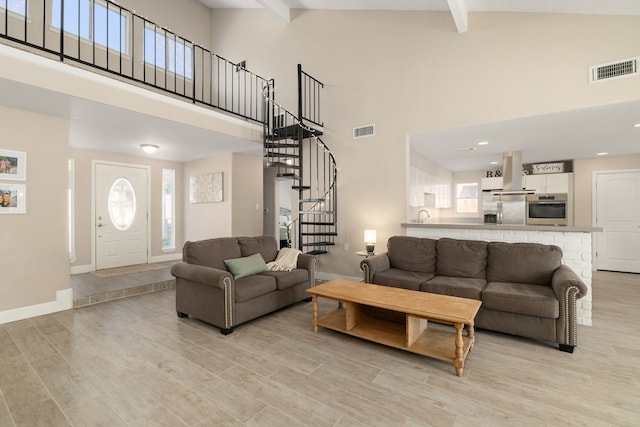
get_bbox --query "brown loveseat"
[171,235,316,334]
[360,236,588,352]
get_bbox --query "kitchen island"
[402,221,602,326]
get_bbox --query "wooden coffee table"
[307,279,482,376]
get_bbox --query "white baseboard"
[316,272,362,282]
[70,264,93,275]
[0,288,73,325]
[151,253,182,263]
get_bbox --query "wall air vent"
[353,124,375,139]
[589,56,640,83]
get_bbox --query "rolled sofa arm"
[551,265,588,348]
[360,254,391,284]
[297,253,317,286]
[552,265,588,300]
[170,262,233,289]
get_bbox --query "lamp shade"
[364,229,376,243]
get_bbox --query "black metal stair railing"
[0,0,268,124]
[263,67,338,255]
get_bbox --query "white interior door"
[95,163,149,270]
[595,170,640,273]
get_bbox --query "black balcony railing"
[0,0,269,123]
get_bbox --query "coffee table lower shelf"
[317,308,474,375]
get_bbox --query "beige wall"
[209,9,640,276]
[183,152,263,241]
[574,154,640,226]
[69,148,184,268]
[231,153,264,237]
[183,153,233,241]
[0,107,69,310]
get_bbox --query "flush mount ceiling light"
[140,144,159,154]
[477,141,489,146]
[490,161,499,165]
[633,123,640,128]
[597,152,608,156]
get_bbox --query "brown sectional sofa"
[171,235,316,334]
[360,236,588,352]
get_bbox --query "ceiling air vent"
[353,124,375,139]
[589,56,640,83]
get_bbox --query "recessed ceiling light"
[597,152,608,156]
[140,144,159,154]
[477,141,489,146]
[490,161,499,165]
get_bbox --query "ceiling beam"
[447,0,468,33]
[256,0,291,23]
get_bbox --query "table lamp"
[364,229,376,254]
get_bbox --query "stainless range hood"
[492,150,535,196]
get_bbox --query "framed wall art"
[190,172,223,203]
[0,183,26,214]
[0,149,26,181]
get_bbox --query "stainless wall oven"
[526,193,570,226]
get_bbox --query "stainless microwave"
[526,193,570,226]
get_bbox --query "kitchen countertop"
[402,221,602,233]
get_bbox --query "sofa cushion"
[224,253,268,279]
[234,275,277,302]
[184,237,241,270]
[373,268,433,291]
[387,236,436,274]
[482,281,559,318]
[422,276,486,300]
[436,238,488,279]
[238,236,279,263]
[259,269,308,290]
[487,242,562,286]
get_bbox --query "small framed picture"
[0,184,26,214]
[0,149,26,181]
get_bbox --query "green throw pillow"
[223,253,268,279]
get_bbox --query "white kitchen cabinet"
[524,173,572,193]
[480,177,503,191]
[409,166,452,208]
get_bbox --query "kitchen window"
[456,183,478,214]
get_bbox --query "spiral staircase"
[263,65,338,255]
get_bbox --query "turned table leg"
[312,295,318,333]
[454,322,464,376]
[468,323,475,350]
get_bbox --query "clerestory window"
[51,0,128,54]
[144,26,193,79]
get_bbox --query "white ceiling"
[0,77,262,163]
[410,100,640,171]
[199,0,640,16]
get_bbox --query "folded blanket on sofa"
[267,247,301,271]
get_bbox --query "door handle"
[97,223,108,228]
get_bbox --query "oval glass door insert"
[108,178,137,231]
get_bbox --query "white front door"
[95,163,149,270]
[595,170,640,273]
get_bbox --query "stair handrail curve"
[262,82,338,251]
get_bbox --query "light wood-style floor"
[0,271,638,426]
